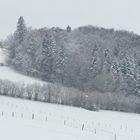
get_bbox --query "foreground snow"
[0,96,140,140]
[0,48,45,84]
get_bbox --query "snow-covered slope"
[0,48,6,64]
[0,96,140,140]
[0,48,45,84]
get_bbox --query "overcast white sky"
[0,0,140,40]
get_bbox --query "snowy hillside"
[0,95,140,140]
[0,48,6,64]
[0,48,45,84]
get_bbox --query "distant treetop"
[66,25,72,32]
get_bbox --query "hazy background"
[0,0,139,40]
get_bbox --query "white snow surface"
[0,48,6,64]
[0,48,45,84]
[0,96,140,140]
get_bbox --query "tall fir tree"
[66,25,72,32]
[56,44,66,83]
[41,31,56,82]
[14,16,27,44]
[90,44,98,72]
[9,16,27,67]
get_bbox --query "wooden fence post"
[94,129,96,134]
[21,113,23,118]
[12,112,14,117]
[82,124,84,131]
[32,113,34,120]
[64,120,66,125]
[114,134,116,140]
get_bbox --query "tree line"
[0,79,140,113]
[5,16,140,112]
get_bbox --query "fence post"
[32,113,34,120]
[114,134,116,140]
[82,124,84,131]
[64,120,66,125]
[45,116,47,121]
[2,112,3,116]
[12,112,14,117]
[21,113,23,118]
[94,129,96,134]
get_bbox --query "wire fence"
[0,107,139,140]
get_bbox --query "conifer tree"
[15,16,27,44]
[56,44,66,83]
[66,25,72,32]
[41,31,56,82]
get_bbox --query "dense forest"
[4,16,140,112]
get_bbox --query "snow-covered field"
[0,48,140,140]
[0,95,140,140]
[0,48,45,84]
